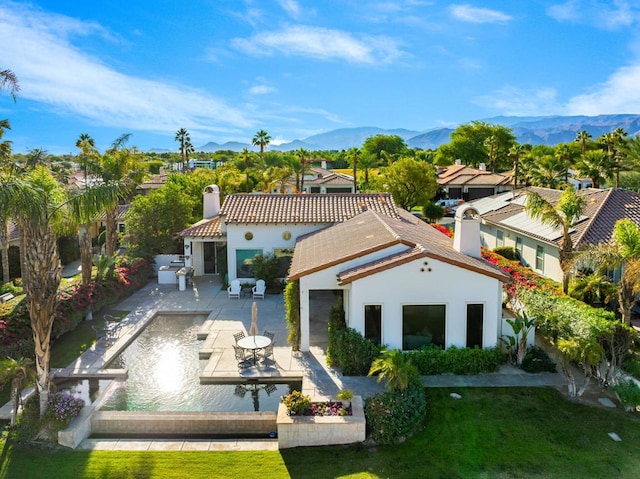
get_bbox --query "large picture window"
[466,303,484,348]
[236,249,262,278]
[402,305,445,350]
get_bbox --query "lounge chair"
[252,279,266,299]
[228,279,241,299]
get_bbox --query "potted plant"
[282,390,311,416]
[336,389,353,409]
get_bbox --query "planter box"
[277,396,366,449]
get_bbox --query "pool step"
[199,330,220,359]
[196,319,216,339]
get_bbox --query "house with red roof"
[179,186,509,351]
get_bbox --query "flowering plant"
[44,391,85,429]
[281,390,311,415]
[310,401,351,417]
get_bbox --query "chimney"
[455,159,462,166]
[453,205,481,258]
[203,184,220,219]
[321,160,327,169]
[479,163,486,171]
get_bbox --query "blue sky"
[1,0,640,154]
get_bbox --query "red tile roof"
[219,193,399,224]
[177,216,223,238]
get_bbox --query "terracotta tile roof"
[219,193,399,224]
[96,204,130,221]
[438,171,510,187]
[289,209,509,283]
[479,187,640,247]
[306,172,354,186]
[177,216,223,238]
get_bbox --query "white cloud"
[566,63,640,114]
[0,3,252,135]
[450,4,512,24]
[547,1,640,29]
[232,25,404,64]
[276,0,301,18]
[249,84,276,95]
[473,86,561,116]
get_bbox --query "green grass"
[0,387,639,478]
[49,322,98,369]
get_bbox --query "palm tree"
[508,144,528,190]
[528,154,567,188]
[484,135,498,172]
[0,357,35,426]
[252,130,271,160]
[525,186,586,294]
[239,148,253,193]
[579,219,640,325]
[575,130,592,155]
[368,349,418,392]
[575,150,611,189]
[347,147,360,192]
[0,119,13,284]
[0,69,19,101]
[295,148,312,193]
[0,167,123,416]
[262,165,293,193]
[175,128,194,172]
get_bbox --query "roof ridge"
[573,188,612,245]
[368,211,404,241]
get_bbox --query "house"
[178,187,509,352]
[437,161,512,201]
[472,187,640,283]
[269,166,355,194]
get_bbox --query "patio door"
[203,242,217,274]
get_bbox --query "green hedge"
[364,379,427,444]
[333,328,382,376]
[407,345,504,375]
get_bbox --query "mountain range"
[184,114,640,153]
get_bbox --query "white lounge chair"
[252,279,266,299]
[228,279,241,299]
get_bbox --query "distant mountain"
[184,114,640,153]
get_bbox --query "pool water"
[100,314,299,412]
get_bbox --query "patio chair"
[252,279,266,299]
[233,331,246,344]
[264,383,277,396]
[261,343,274,364]
[263,330,275,341]
[233,344,251,369]
[228,279,241,299]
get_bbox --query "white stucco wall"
[480,223,563,283]
[300,252,503,351]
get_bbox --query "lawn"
[1,387,639,479]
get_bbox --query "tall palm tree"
[484,135,498,172]
[252,130,271,160]
[579,219,640,325]
[239,148,253,193]
[0,167,123,415]
[575,130,592,155]
[575,150,611,189]
[0,120,13,284]
[347,147,360,192]
[175,128,194,172]
[295,148,312,193]
[525,186,586,294]
[508,144,528,190]
[368,349,418,392]
[0,69,19,101]
[528,154,567,188]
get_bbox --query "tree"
[0,69,19,101]
[295,148,312,192]
[575,130,592,155]
[346,147,360,192]
[0,167,122,415]
[575,150,611,189]
[435,121,516,169]
[508,144,529,190]
[579,219,640,325]
[368,349,418,392]
[252,129,271,160]
[528,154,567,188]
[0,357,35,426]
[175,128,194,172]
[362,135,407,165]
[376,157,437,211]
[126,182,196,255]
[525,187,586,294]
[484,135,498,172]
[238,148,254,193]
[0,119,13,284]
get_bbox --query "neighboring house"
[270,166,355,194]
[438,161,512,201]
[567,169,593,191]
[92,204,130,244]
[179,187,509,352]
[472,187,640,283]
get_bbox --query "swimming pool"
[99,314,299,412]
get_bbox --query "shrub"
[493,246,517,261]
[281,390,311,415]
[284,280,300,350]
[408,345,504,375]
[251,253,281,291]
[364,379,427,444]
[44,391,84,431]
[333,327,382,376]
[326,299,347,367]
[521,346,557,373]
[613,380,640,411]
[623,355,640,380]
[13,393,41,442]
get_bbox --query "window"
[515,236,523,257]
[466,304,484,348]
[364,305,382,346]
[496,230,504,247]
[236,249,262,278]
[535,245,544,271]
[402,305,445,350]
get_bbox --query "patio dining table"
[237,335,271,364]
